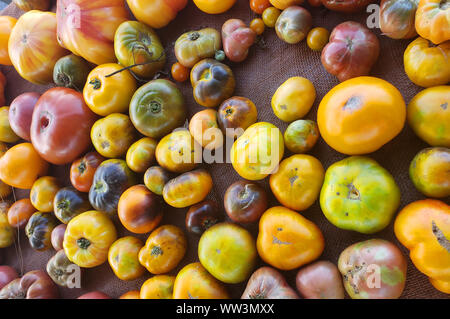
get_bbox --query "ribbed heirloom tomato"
[0,16,16,65]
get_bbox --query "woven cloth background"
[1,0,449,299]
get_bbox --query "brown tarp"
[1,0,449,299]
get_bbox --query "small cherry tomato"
[171,62,189,82]
[250,18,265,35]
[307,27,330,51]
[250,0,271,14]
[120,291,140,299]
[30,176,61,213]
[144,166,173,196]
[51,224,66,251]
[70,152,104,193]
[262,7,281,28]
[7,198,35,229]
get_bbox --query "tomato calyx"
[56,199,70,211]
[440,0,449,10]
[77,161,87,174]
[201,217,219,230]
[188,32,201,41]
[346,183,361,200]
[56,72,73,88]
[89,78,102,90]
[249,292,267,299]
[149,101,162,114]
[151,246,163,256]
[77,237,91,249]
[215,50,225,61]
[432,221,450,253]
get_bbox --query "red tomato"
[9,92,40,141]
[77,291,112,299]
[70,152,105,192]
[250,0,271,14]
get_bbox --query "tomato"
[224,180,268,223]
[284,120,319,154]
[193,0,236,14]
[51,224,66,251]
[308,0,322,6]
[0,143,48,189]
[242,267,299,299]
[108,236,146,281]
[231,122,284,181]
[407,86,450,147]
[84,64,137,116]
[191,59,236,108]
[338,239,407,299]
[171,63,189,82]
[130,79,186,139]
[64,210,117,268]
[222,19,256,62]
[415,0,450,44]
[403,37,450,87]
[46,250,78,287]
[89,159,137,216]
[186,200,222,235]
[57,0,129,65]
[0,16,16,65]
[31,88,97,165]
[0,71,5,107]
[275,6,312,44]
[12,0,50,11]
[0,180,10,199]
[0,266,18,290]
[321,22,380,82]
[270,155,324,211]
[250,0,271,14]
[317,76,406,155]
[118,185,163,234]
[307,27,329,51]
[173,262,229,299]
[380,0,418,39]
[189,109,224,150]
[0,270,59,299]
[270,0,304,9]
[120,291,140,299]
[218,96,258,139]
[70,152,104,193]
[144,166,173,196]
[114,21,166,79]
[25,212,58,252]
[126,0,187,29]
[54,187,92,224]
[9,11,68,84]
[91,113,137,158]
[0,202,13,248]
[77,291,111,299]
[199,223,257,284]
[410,147,450,198]
[272,77,316,122]
[53,54,91,91]
[126,138,157,173]
[139,225,187,274]
[30,176,61,213]
[9,92,40,141]
[0,107,19,143]
[7,198,34,229]
[250,18,265,35]
[163,169,213,208]
[262,7,281,28]
[175,28,221,68]
[296,261,345,299]
[140,275,175,299]
[320,156,400,234]
[155,130,199,173]
[394,199,450,294]
[322,0,376,12]
[257,206,324,270]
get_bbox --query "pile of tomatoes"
[0,0,448,299]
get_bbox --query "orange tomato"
[127,0,188,29]
[250,18,265,35]
[7,198,35,229]
[317,76,406,155]
[119,291,140,299]
[415,0,450,44]
[173,262,229,299]
[257,206,325,270]
[140,275,175,299]
[270,0,304,9]
[250,0,271,14]
[0,16,16,65]
[307,27,330,51]
[70,152,105,193]
[193,0,236,14]
[262,7,281,28]
[171,62,189,82]
[0,143,48,189]
[8,11,68,85]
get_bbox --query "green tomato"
[198,222,257,284]
[284,119,319,153]
[320,156,400,234]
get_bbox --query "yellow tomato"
[126,137,157,173]
[270,0,304,9]
[307,27,329,51]
[0,16,16,65]
[250,18,265,35]
[0,106,19,143]
[0,201,13,248]
[262,7,281,28]
[270,155,325,211]
[271,77,316,122]
[126,0,187,29]
[404,37,450,88]
[231,122,284,181]
[30,176,60,213]
[140,275,175,299]
[317,76,406,155]
[83,64,137,116]
[64,210,117,268]
[415,0,450,45]
[193,0,237,14]
[108,236,146,281]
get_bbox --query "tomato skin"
[53,54,91,91]
[275,6,312,44]
[171,62,189,82]
[175,28,221,68]
[0,266,18,291]
[307,27,329,51]
[156,130,199,173]
[77,291,111,299]
[189,109,223,151]
[54,187,92,224]
[242,267,299,299]
[70,152,104,193]
[12,0,50,11]
[0,143,49,189]
[126,137,158,173]
[31,88,97,165]
[186,200,222,235]
[321,0,376,12]
[0,201,13,248]
[0,16,16,65]
[9,11,68,85]
[284,120,319,154]
[218,96,258,139]
[250,18,265,35]
[250,0,271,14]
[57,0,129,65]
[126,0,187,29]
[9,92,40,141]
[222,19,256,63]
[144,166,173,196]
[317,76,406,155]
[51,224,66,251]
[140,275,175,299]
[108,236,146,281]
[30,176,61,213]
[7,198,35,229]
[262,7,281,28]
[193,0,236,14]
[415,0,450,44]
[0,107,19,143]
[0,270,59,299]
[120,291,140,299]
[46,249,78,287]
[380,0,418,40]
[25,212,58,252]
[296,261,345,299]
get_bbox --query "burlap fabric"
[1,0,449,299]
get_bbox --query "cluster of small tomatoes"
[0,0,448,300]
